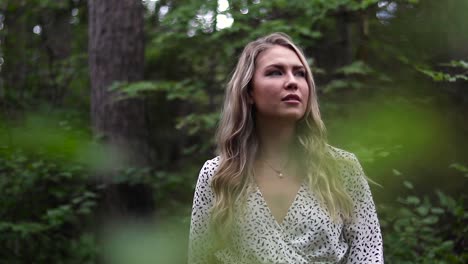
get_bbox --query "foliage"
[416,60,468,82]
[0,147,99,262]
[381,181,468,263]
[109,80,209,104]
[450,163,468,178]
[0,113,198,262]
[1,0,89,110]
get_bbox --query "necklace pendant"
[278,172,283,178]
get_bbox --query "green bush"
[380,181,468,263]
[0,148,99,263]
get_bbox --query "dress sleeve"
[342,154,384,264]
[188,159,217,264]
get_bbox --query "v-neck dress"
[188,147,383,263]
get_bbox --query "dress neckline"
[254,182,304,228]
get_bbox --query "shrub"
[380,181,468,263]
[0,148,99,263]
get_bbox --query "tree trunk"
[2,3,30,110]
[39,8,72,105]
[88,0,154,217]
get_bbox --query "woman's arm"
[342,154,384,264]
[188,158,218,264]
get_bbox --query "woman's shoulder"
[197,156,221,181]
[202,156,221,170]
[326,144,365,177]
[326,144,359,163]
[326,145,369,186]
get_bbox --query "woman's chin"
[281,109,306,120]
[273,112,305,122]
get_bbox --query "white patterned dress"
[188,147,383,263]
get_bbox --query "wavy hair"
[211,32,354,243]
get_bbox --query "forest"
[0,0,467,263]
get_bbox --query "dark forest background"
[0,0,467,263]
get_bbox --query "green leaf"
[416,205,429,216]
[416,64,468,82]
[335,61,374,76]
[403,180,413,189]
[440,60,468,69]
[449,163,468,177]
[406,196,420,205]
[430,207,444,214]
[421,215,439,225]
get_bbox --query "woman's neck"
[256,118,296,164]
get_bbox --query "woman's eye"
[266,70,282,76]
[295,71,306,77]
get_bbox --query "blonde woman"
[188,32,383,263]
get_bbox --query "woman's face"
[250,45,310,122]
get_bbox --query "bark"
[338,10,354,66]
[88,0,154,217]
[39,8,72,105]
[356,10,370,62]
[89,0,151,166]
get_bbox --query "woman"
[188,32,383,263]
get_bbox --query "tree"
[88,0,154,216]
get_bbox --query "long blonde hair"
[212,32,353,243]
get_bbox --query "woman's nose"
[284,72,298,90]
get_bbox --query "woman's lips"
[281,94,301,102]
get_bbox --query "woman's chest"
[226,188,346,263]
[234,187,344,245]
[255,178,302,225]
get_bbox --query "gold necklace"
[262,158,289,178]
